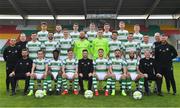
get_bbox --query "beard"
[80,36,85,39]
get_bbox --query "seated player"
[126,51,145,94]
[92,48,112,96]
[109,49,127,96]
[61,48,79,95]
[27,50,48,96]
[47,50,63,95]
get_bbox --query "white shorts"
[129,73,138,81]
[114,72,122,80]
[35,73,44,80]
[66,73,74,80]
[96,73,107,80]
[52,73,58,79]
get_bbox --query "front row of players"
[27,48,156,97]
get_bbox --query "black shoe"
[48,90,53,95]
[10,92,16,96]
[6,89,10,95]
[167,90,170,94]
[173,92,176,96]
[145,92,150,96]
[79,90,85,95]
[157,92,164,96]
[55,90,60,95]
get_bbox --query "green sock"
[111,78,116,91]
[121,79,126,90]
[93,77,98,91]
[106,78,111,91]
[126,78,132,90]
[29,79,34,91]
[62,78,68,91]
[56,76,62,91]
[46,75,52,91]
[43,79,47,91]
[73,78,79,91]
[139,78,144,91]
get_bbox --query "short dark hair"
[104,23,110,26]
[37,50,44,54]
[115,49,121,52]
[73,23,79,26]
[82,49,88,53]
[119,21,125,24]
[67,48,73,52]
[22,48,29,52]
[41,22,47,25]
[98,48,104,52]
[98,28,103,31]
[129,33,133,35]
[112,30,118,34]
[134,24,140,27]
[53,49,60,54]
[31,32,36,35]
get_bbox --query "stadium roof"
[0,0,179,20]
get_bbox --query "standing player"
[108,31,123,59]
[61,49,79,95]
[103,23,112,40]
[27,50,48,96]
[126,51,144,93]
[87,23,97,43]
[26,33,42,60]
[117,21,129,43]
[70,23,80,41]
[92,49,112,96]
[59,29,73,60]
[92,28,109,60]
[123,33,139,59]
[133,24,143,43]
[37,22,49,43]
[43,33,59,60]
[48,50,63,95]
[109,49,127,96]
[139,35,153,58]
[74,31,91,60]
[54,24,63,42]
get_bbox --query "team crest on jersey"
[166,48,169,51]
[26,63,29,65]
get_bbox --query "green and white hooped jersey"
[139,42,153,58]
[33,59,48,74]
[63,58,78,73]
[43,40,59,59]
[48,59,62,73]
[123,41,139,59]
[37,31,48,43]
[109,40,123,59]
[54,32,63,42]
[26,41,42,59]
[133,33,143,43]
[103,31,112,41]
[109,58,127,73]
[59,38,73,58]
[126,59,139,73]
[87,31,97,42]
[117,30,129,43]
[94,58,109,73]
[70,31,80,41]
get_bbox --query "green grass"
[0,61,180,107]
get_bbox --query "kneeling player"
[92,49,112,96]
[47,50,63,95]
[27,50,48,96]
[109,49,127,96]
[61,49,79,95]
[126,51,144,94]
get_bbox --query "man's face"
[82,51,88,58]
[144,51,151,58]
[31,34,37,40]
[41,24,47,30]
[134,26,140,32]
[90,24,95,30]
[37,52,44,59]
[20,35,26,42]
[10,39,16,46]
[22,51,28,58]
[129,51,135,59]
[128,34,133,41]
[79,32,85,39]
[63,30,69,37]
[119,22,125,29]
[112,33,117,40]
[115,50,122,58]
[154,34,161,42]
[56,26,62,32]
[48,33,54,40]
[53,52,59,59]
[161,36,168,43]
[97,30,103,38]
[98,50,104,57]
[143,36,149,43]
[68,51,73,58]
[104,25,110,31]
[73,25,79,31]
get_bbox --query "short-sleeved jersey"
[26,41,42,59]
[43,40,59,59]
[37,31,48,43]
[133,33,143,43]
[126,59,139,73]
[108,40,123,59]
[59,38,73,58]
[70,31,80,41]
[123,41,139,59]
[93,58,109,73]
[103,31,112,41]
[139,42,153,58]
[63,58,78,73]
[117,30,129,43]
[48,59,62,73]
[54,32,63,42]
[33,59,48,74]
[86,31,97,43]
[109,58,127,73]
